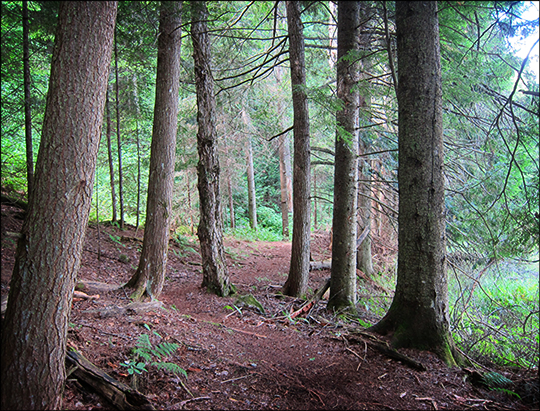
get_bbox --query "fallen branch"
[65,349,155,410]
[309,260,331,271]
[73,290,100,300]
[226,327,267,339]
[221,373,257,384]
[2,290,100,315]
[172,396,210,409]
[290,300,315,319]
[356,270,390,294]
[309,263,389,294]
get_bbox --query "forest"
[0,1,539,410]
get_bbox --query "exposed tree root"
[345,332,427,371]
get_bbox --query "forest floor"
[1,202,538,410]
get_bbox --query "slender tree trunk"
[227,171,235,228]
[328,1,361,313]
[282,0,311,298]
[0,3,117,409]
[191,0,233,297]
[22,0,34,197]
[133,74,142,229]
[278,132,293,238]
[313,170,318,230]
[114,35,124,229]
[187,170,195,235]
[223,140,236,229]
[357,152,374,276]
[327,0,338,68]
[355,4,375,277]
[124,1,182,300]
[105,88,118,223]
[274,65,293,239]
[241,108,257,230]
[95,176,101,260]
[368,1,463,366]
[246,136,258,230]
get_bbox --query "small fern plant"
[121,327,187,379]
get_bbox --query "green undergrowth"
[225,226,282,242]
[449,258,539,369]
[121,324,187,387]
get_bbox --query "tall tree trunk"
[133,74,142,229]
[124,1,182,301]
[278,131,293,238]
[227,170,235,229]
[356,6,375,277]
[0,3,117,409]
[105,88,118,223]
[282,0,311,298]
[357,151,374,276]
[274,65,293,239]
[246,136,258,230]
[187,169,195,235]
[327,0,338,68]
[223,139,235,229]
[241,108,257,230]
[368,1,463,366]
[22,0,34,197]
[114,34,125,229]
[328,1,361,313]
[313,170,318,230]
[191,0,233,297]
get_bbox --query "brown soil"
[1,204,537,410]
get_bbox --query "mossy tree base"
[368,304,468,367]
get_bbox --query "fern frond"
[134,348,152,362]
[152,361,187,377]
[153,342,179,359]
[482,372,513,388]
[136,334,152,350]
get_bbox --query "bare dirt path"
[1,205,537,410]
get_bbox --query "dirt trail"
[1,207,536,410]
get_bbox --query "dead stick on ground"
[345,347,362,360]
[221,373,257,384]
[173,396,210,409]
[226,327,267,339]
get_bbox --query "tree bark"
[114,34,125,229]
[105,88,118,223]
[274,65,293,239]
[368,1,462,366]
[357,149,374,276]
[124,1,182,300]
[22,0,34,197]
[246,136,258,230]
[355,3,375,276]
[282,0,311,298]
[279,131,293,238]
[133,74,142,229]
[191,0,233,297]
[227,170,235,229]
[328,1,361,313]
[0,3,117,409]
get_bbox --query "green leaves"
[120,360,147,375]
[121,329,186,379]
